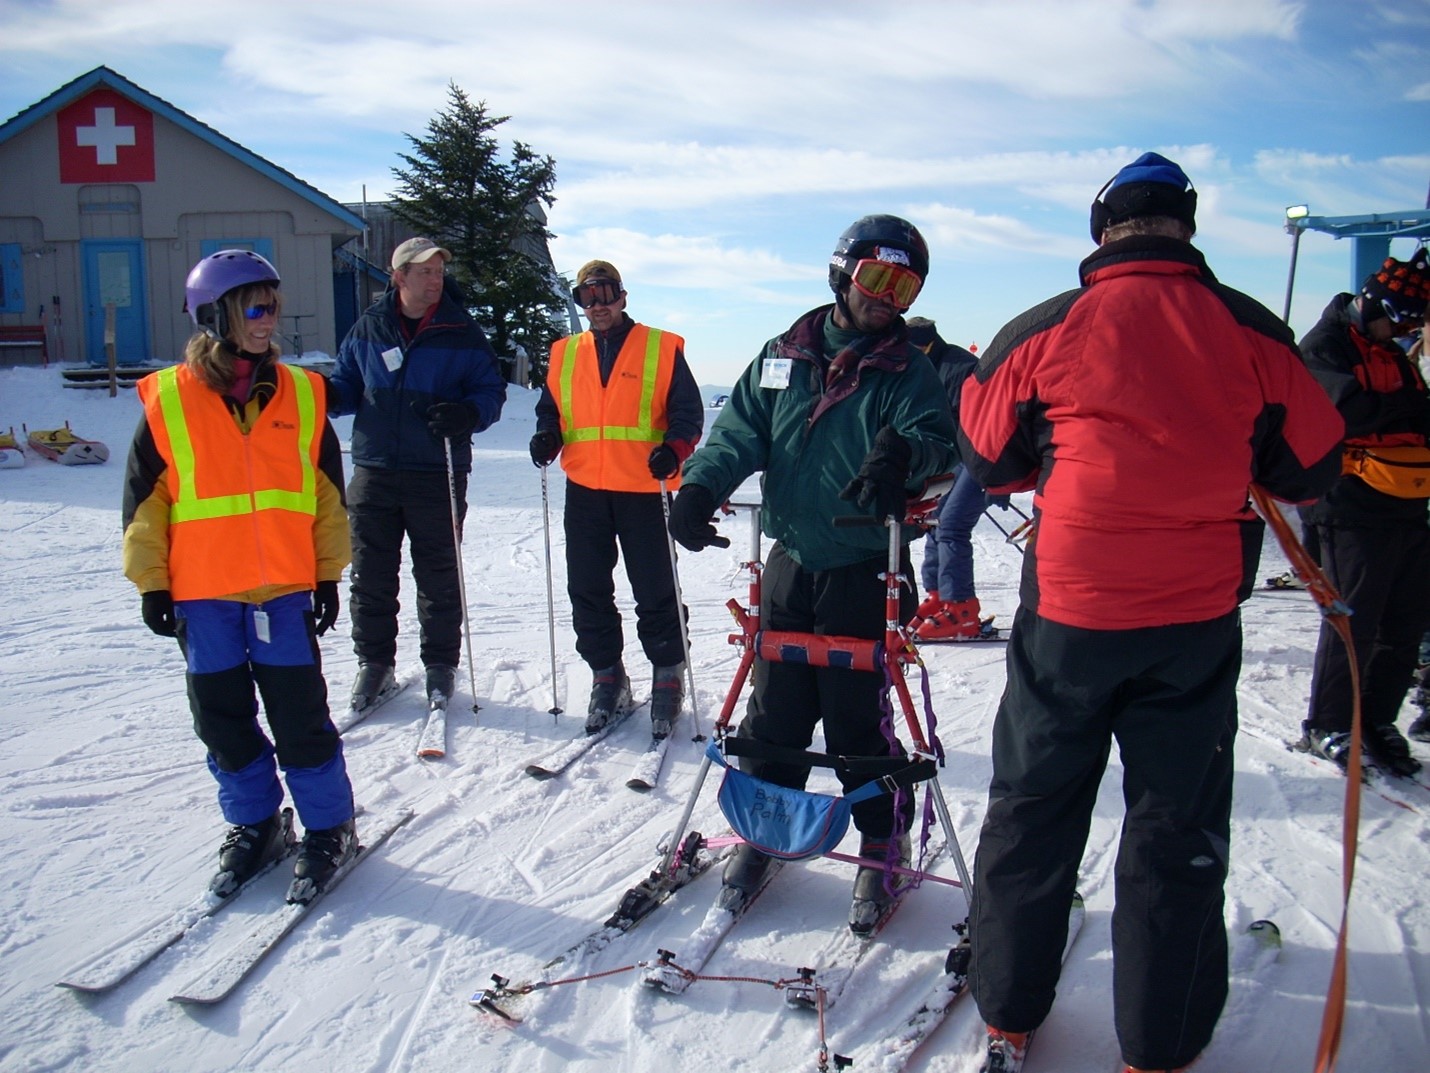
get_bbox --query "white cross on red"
[74,107,136,166]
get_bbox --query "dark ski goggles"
[574,279,623,308]
[242,301,279,320]
[848,258,923,309]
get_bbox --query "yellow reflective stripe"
[155,366,199,514]
[557,335,581,443]
[560,328,666,445]
[164,365,319,523]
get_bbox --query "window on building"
[0,244,23,314]
[200,238,275,263]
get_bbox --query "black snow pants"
[1304,522,1430,735]
[347,465,468,669]
[562,479,684,672]
[969,607,1239,1071]
[736,543,917,840]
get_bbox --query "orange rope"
[1250,486,1361,1073]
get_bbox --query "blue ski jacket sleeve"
[328,281,506,474]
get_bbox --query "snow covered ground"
[1,360,1428,1073]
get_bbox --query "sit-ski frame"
[656,484,975,903]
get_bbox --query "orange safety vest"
[548,324,683,493]
[137,362,324,600]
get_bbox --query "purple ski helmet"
[184,250,280,339]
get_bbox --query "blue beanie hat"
[1090,152,1198,242]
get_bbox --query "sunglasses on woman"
[242,301,279,321]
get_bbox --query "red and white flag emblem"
[57,89,155,183]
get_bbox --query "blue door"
[82,239,149,365]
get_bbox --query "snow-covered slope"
[1,363,1427,1073]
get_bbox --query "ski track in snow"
[2,365,1430,1072]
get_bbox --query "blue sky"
[1,0,1427,385]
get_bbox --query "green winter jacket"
[683,305,956,571]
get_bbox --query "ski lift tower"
[1281,205,1430,322]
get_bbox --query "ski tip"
[626,779,654,792]
[418,748,446,760]
[1247,919,1281,942]
[525,766,557,780]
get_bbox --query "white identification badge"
[381,346,404,373]
[760,357,792,389]
[253,610,271,645]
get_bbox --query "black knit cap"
[1090,152,1198,242]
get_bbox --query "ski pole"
[444,437,480,713]
[540,465,563,716]
[659,478,700,734]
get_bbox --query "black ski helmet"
[828,214,930,297]
[184,250,281,340]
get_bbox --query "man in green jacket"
[668,215,956,932]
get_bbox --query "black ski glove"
[984,493,1011,510]
[141,589,176,637]
[313,580,340,637]
[425,401,479,439]
[529,430,562,467]
[668,484,730,551]
[648,443,680,481]
[840,426,913,521]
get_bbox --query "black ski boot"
[585,663,633,734]
[210,808,295,898]
[716,842,772,912]
[287,818,358,905]
[1365,723,1422,778]
[425,664,456,709]
[650,664,685,739]
[849,832,911,935]
[351,663,396,713]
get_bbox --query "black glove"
[840,426,913,520]
[984,493,1011,510]
[529,430,561,467]
[313,580,340,637]
[141,590,176,637]
[668,484,730,551]
[648,443,680,480]
[425,401,479,439]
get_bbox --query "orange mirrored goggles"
[574,279,623,308]
[849,258,923,308]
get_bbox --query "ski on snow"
[469,830,718,1022]
[55,809,299,994]
[782,841,950,1013]
[522,699,648,779]
[851,892,1085,1073]
[639,859,786,994]
[167,808,414,1005]
[417,697,448,759]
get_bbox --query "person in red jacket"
[1296,249,1430,776]
[956,154,1345,1073]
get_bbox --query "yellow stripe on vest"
[158,364,319,523]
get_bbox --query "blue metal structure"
[1283,208,1430,320]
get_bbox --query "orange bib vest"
[549,324,683,493]
[137,362,324,600]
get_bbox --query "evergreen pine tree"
[390,83,568,385]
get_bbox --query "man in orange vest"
[529,260,704,738]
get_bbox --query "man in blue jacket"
[328,238,507,711]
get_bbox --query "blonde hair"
[184,282,281,392]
